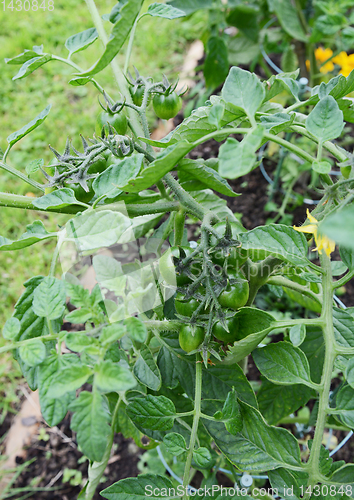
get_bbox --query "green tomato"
[341,164,351,179]
[179,325,204,353]
[44,186,57,195]
[159,246,200,287]
[218,279,249,310]
[66,180,94,204]
[212,316,239,344]
[96,110,128,137]
[88,157,108,174]
[153,91,182,120]
[175,293,199,317]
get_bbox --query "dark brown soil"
[5,413,141,499]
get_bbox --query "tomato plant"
[96,110,128,137]
[2,1,354,499]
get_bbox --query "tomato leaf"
[65,28,98,56]
[133,345,161,391]
[146,3,185,19]
[126,395,176,431]
[7,104,52,148]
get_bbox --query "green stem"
[84,396,122,500]
[0,161,44,192]
[333,270,354,289]
[290,124,347,162]
[84,0,144,138]
[124,16,139,74]
[306,252,336,491]
[164,173,209,221]
[49,244,60,277]
[0,192,179,216]
[267,276,322,304]
[182,354,202,499]
[0,334,59,354]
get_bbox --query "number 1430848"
[2,1,54,10]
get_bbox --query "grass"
[0,0,206,414]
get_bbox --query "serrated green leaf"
[218,127,263,179]
[221,66,265,120]
[268,468,303,500]
[5,46,44,65]
[2,317,21,340]
[69,390,111,462]
[38,354,77,426]
[65,332,96,352]
[223,308,275,363]
[163,432,187,456]
[290,324,306,347]
[33,188,82,209]
[320,206,354,251]
[7,104,52,147]
[101,474,175,500]
[19,339,46,367]
[133,345,161,390]
[65,27,98,56]
[178,159,239,196]
[306,95,344,142]
[100,323,126,346]
[204,36,229,90]
[146,3,185,19]
[93,154,144,199]
[202,400,301,471]
[32,277,66,320]
[51,365,93,398]
[333,307,354,348]
[157,346,179,389]
[79,0,144,77]
[336,385,354,428]
[166,0,212,15]
[26,158,44,176]
[221,388,243,435]
[0,220,56,252]
[65,308,93,324]
[257,380,314,425]
[126,395,176,431]
[268,0,307,41]
[95,360,136,393]
[240,224,309,266]
[121,142,192,193]
[65,210,132,252]
[253,342,315,388]
[125,317,147,343]
[346,358,354,388]
[192,447,213,469]
[12,54,52,80]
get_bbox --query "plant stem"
[267,276,322,304]
[84,0,144,138]
[0,192,179,216]
[124,16,139,74]
[333,269,354,289]
[0,161,44,192]
[306,252,336,492]
[164,173,209,221]
[174,208,185,246]
[84,396,122,500]
[290,124,347,162]
[182,354,202,499]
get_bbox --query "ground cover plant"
[1,1,354,499]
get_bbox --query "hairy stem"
[306,252,336,493]
[84,0,144,138]
[0,161,44,192]
[182,354,202,499]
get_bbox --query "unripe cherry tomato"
[96,110,128,137]
[153,91,182,120]
[88,157,108,174]
[175,293,199,317]
[218,279,249,310]
[66,180,95,204]
[179,325,204,353]
[212,316,239,343]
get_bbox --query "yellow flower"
[294,209,335,257]
[315,47,334,74]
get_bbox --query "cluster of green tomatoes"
[159,222,250,353]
